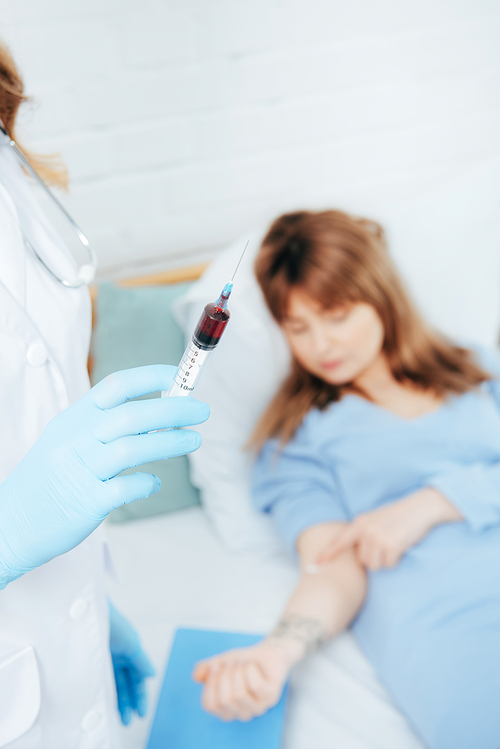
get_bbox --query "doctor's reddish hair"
[250,209,489,449]
[0,40,67,187]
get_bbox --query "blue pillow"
[90,282,201,522]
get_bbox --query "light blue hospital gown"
[252,347,500,749]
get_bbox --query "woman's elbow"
[327,547,368,613]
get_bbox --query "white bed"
[104,151,500,748]
[105,508,425,749]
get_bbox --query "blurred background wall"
[0,0,499,289]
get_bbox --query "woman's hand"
[315,488,462,570]
[193,640,293,722]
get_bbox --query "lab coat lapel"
[0,282,35,344]
[0,182,26,310]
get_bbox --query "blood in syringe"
[193,303,230,350]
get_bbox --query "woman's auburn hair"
[0,40,67,187]
[249,209,490,450]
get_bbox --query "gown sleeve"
[251,417,348,554]
[429,345,500,532]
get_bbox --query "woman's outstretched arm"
[193,521,367,721]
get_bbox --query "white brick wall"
[0,0,499,278]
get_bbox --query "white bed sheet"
[105,508,425,749]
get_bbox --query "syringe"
[164,242,248,398]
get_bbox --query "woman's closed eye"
[287,324,308,335]
[325,308,349,323]
[282,317,309,335]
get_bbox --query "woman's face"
[281,289,385,386]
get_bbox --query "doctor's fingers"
[115,668,133,725]
[91,365,177,410]
[89,429,202,481]
[93,396,209,443]
[129,669,149,717]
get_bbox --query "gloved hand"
[109,602,155,726]
[0,365,209,588]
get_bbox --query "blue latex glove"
[109,602,156,726]
[0,365,209,588]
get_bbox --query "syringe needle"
[231,240,250,282]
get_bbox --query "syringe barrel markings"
[165,303,230,397]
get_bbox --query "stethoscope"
[0,122,97,288]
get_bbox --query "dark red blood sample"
[193,303,230,349]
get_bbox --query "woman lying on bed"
[193,210,500,749]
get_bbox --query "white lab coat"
[0,141,120,747]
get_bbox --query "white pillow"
[174,164,500,554]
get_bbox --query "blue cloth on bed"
[252,346,500,749]
[147,629,289,749]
